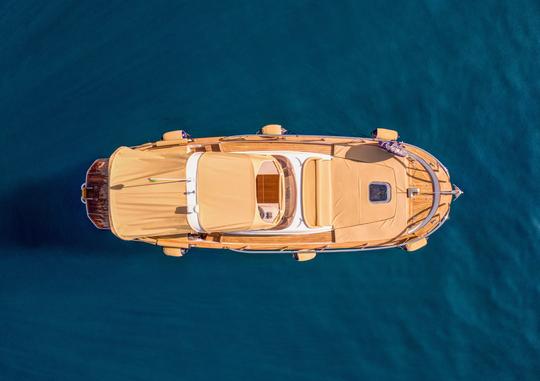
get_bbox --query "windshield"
[269,155,296,229]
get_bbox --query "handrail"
[218,134,331,143]
[404,150,441,234]
[229,244,401,254]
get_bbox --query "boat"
[81,125,461,261]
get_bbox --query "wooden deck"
[256,174,280,203]
[404,144,452,239]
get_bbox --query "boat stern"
[81,159,110,229]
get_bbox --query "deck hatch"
[369,182,391,203]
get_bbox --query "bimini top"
[195,152,282,232]
[108,146,192,240]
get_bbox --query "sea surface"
[1,1,539,380]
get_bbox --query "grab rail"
[404,150,441,234]
[229,244,401,254]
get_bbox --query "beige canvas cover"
[331,144,409,242]
[196,152,278,232]
[108,147,192,240]
[301,158,332,227]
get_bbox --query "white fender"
[162,130,187,141]
[403,238,428,252]
[162,247,186,257]
[293,250,317,261]
[261,124,285,135]
[371,128,399,141]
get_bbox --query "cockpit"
[186,152,297,233]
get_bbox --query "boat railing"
[229,244,401,254]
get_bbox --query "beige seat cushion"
[302,158,332,227]
[197,152,279,232]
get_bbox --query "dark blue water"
[1,1,539,380]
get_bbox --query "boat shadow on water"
[0,163,119,252]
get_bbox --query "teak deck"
[256,174,280,203]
